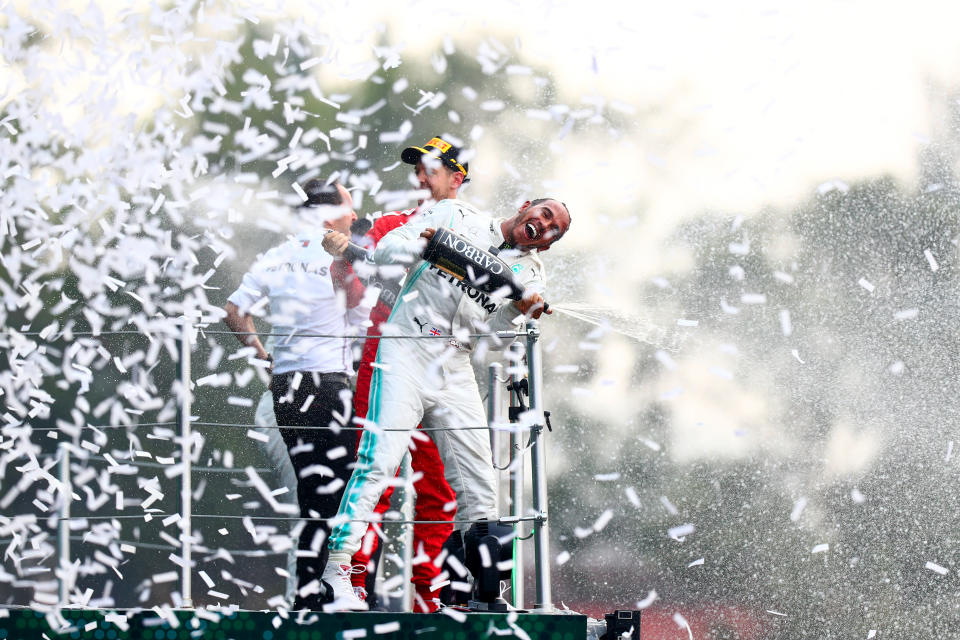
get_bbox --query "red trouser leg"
[408,432,456,612]
[350,326,385,591]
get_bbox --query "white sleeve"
[373,202,459,266]
[487,258,547,333]
[226,259,269,315]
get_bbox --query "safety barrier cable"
[1,328,524,340]
[42,514,542,525]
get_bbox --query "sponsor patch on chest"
[427,264,502,314]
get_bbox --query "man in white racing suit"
[322,196,571,610]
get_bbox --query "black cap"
[401,136,469,178]
[299,179,342,207]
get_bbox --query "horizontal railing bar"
[192,421,500,432]
[40,514,541,525]
[24,453,273,474]
[0,329,522,340]
[6,422,178,433]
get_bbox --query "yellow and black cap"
[401,136,469,178]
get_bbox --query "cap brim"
[401,145,468,177]
[401,146,428,165]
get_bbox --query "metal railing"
[3,318,554,611]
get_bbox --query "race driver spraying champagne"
[321,194,571,611]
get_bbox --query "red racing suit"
[350,208,455,611]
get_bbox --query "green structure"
[0,608,587,640]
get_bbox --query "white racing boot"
[321,561,369,611]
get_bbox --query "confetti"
[636,590,658,609]
[668,523,695,541]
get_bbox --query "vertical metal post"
[399,452,414,611]
[507,371,525,610]
[487,363,503,471]
[525,320,552,610]
[57,443,71,606]
[178,318,194,608]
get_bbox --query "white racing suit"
[328,199,545,560]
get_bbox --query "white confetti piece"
[660,496,678,515]
[811,543,829,554]
[858,278,875,292]
[947,441,954,462]
[246,429,269,443]
[441,607,467,623]
[708,366,733,380]
[779,309,792,336]
[640,438,661,452]
[655,350,677,370]
[687,558,704,567]
[636,590,658,609]
[817,180,849,194]
[673,612,693,640]
[790,497,807,522]
[741,293,767,304]
[774,271,795,284]
[556,550,571,565]
[668,523,695,541]
[893,308,918,320]
[326,446,348,460]
[676,318,699,327]
[729,239,750,255]
[592,509,614,533]
[152,571,178,584]
[925,561,949,575]
[924,249,938,271]
[374,622,400,634]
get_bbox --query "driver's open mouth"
[525,222,539,240]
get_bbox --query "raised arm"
[223,301,270,361]
[374,205,454,266]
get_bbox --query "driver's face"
[507,200,570,251]
[415,159,461,204]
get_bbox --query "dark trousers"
[272,371,356,608]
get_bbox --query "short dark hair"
[529,197,571,238]
[300,178,342,207]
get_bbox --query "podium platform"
[0,607,588,639]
